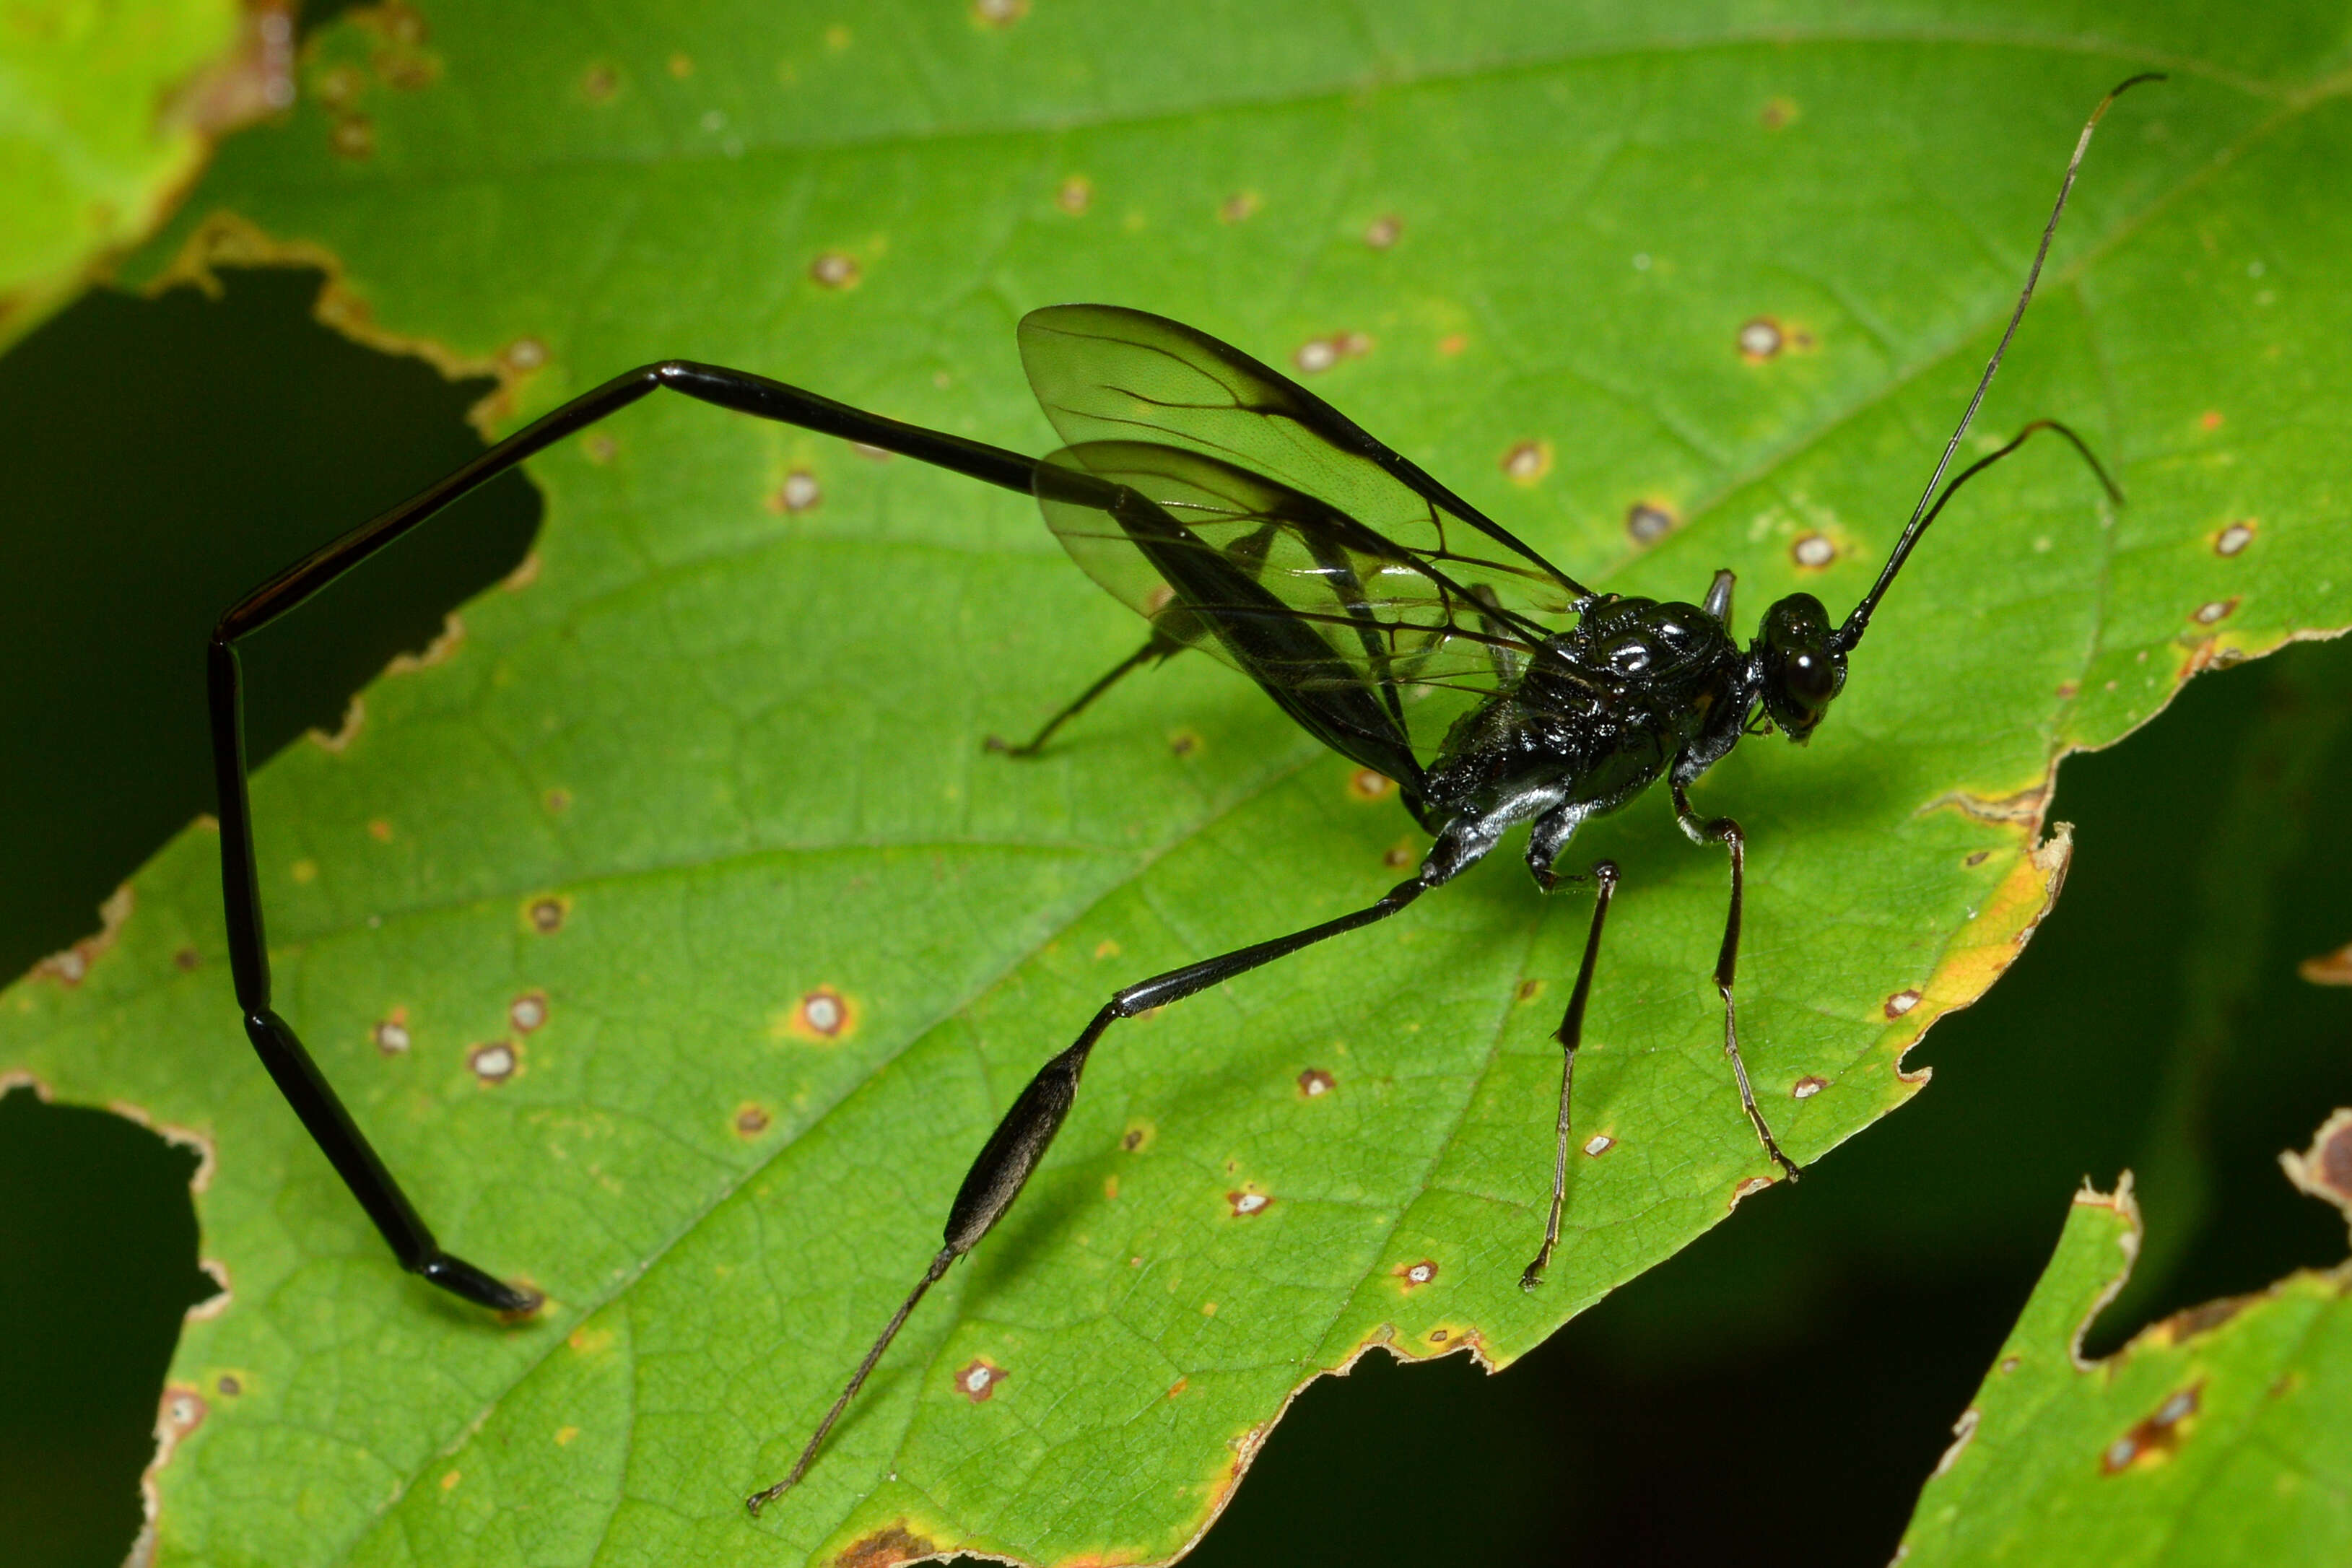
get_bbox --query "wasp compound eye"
[1758,593,1845,741]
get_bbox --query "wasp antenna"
[746,1246,957,1515]
[1834,72,2164,655]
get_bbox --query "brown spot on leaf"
[1398,1259,1438,1289]
[1348,769,1395,801]
[581,63,619,101]
[832,1523,941,1561]
[509,991,548,1034]
[330,114,375,159]
[1884,989,1921,1019]
[1729,1175,1774,1208]
[1738,317,1784,360]
[1760,95,1798,129]
[1297,1068,1335,1099]
[1362,214,1402,249]
[956,1359,1003,1402]
[1501,440,1551,485]
[1516,977,1545,1003]
[1965,850,1992,868]
[734,1104,772,1138]
[1056,175,1092,214]
[1792,1076,1826,1100]
[1583,1133,1614,1157]
[173,946,201,972]
[2215,520,2257,556]
[809,251,861,289]
[2198,409,2223,431]
[780,986,855,1042]
[1626,501,1676,545]
[1436,332,1467,357]
[2192,597,2239,625]
[971,0,1028,25]
[1227,1188,1271,1217]
[770,469,822,513]
[526,895,569,934]
[1384,843,1415,869]
[1169,728,1201,757]
[373,1011,411,1055]
[468,1041,518,1084]
[1218,191,1261,224]
[215,1374,242,1397]
[1120,1119,1155,1153]
[1790,531,1835,570]
[1293,331,1372,374]
[2101,1382,2201,1473]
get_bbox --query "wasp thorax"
[1755,593,1844,741]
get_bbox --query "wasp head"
[1754,593,1845,743]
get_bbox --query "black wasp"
[201,79,2151,1515]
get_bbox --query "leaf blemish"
[734,1104,772,1138]
[508,991,548,1033]
[1582,1133,1613,1157]
[1792,1076,1826,1099]
[1120,1120,1154,1152]
[1501,440,1551,485]
[1227,1188,1271,1217]
[1397,1259,1437,1289]
[525,894,569,933]
[770,469,822,513]
[1885,988,1922,1019]
[2192,597,2239,625]
[373,1009,411,1055]
[2100,1382,2201,1473]
[1297,1068,1335,1098]
[809,251,861,289]
[1057,175,1092,214]
[1738,317,1785,360]
[468,1041,518,1084]
[2214,519,2256,555]
[1626,501,1676,545]
[1348,769,1395,801]
[1293,332,1372,374]
[1363,214,1402,250]
[957,1359,1004,1402]
[780,986,853,1042]
[1729,1175,1774,1209]
[1790,531,1836,570]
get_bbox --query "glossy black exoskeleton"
[196,77,2153,1515]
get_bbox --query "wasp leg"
[748,871,1436,1512]
[985,632,1173,757]
[1521,858,1620,1291]
[212,363,1047,1312]
[1672,784,1800,1181]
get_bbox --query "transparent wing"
[1038,440,1546,772]
[1019,304,1593,640]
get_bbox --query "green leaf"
[0,0,261,352]
[7,5,2352,1564]
[1898,1118,2352,1564]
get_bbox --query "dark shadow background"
[3,271,2348,1568]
